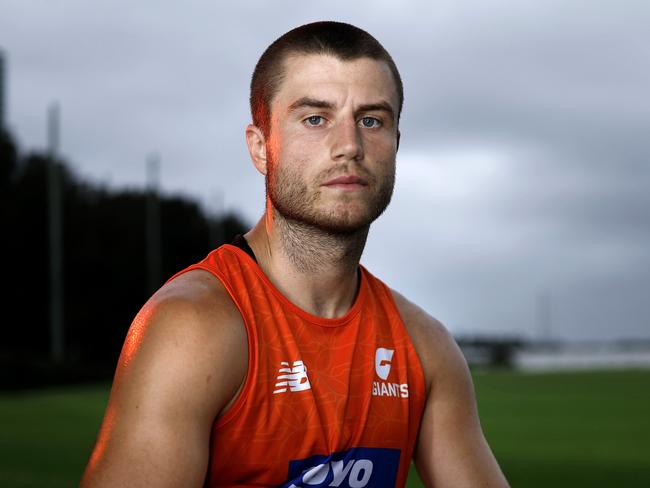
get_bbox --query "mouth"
[322,174,368,189]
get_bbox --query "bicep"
[84,401,210,487]
[81,288,245,487]
[414,329,509,488]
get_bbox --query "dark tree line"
[0,130,248,388]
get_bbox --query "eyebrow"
[287,97,396,120]
[288,97,334,113]
[356,101,395,120]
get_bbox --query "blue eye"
[305,115,324,126]
[360,117,381,128]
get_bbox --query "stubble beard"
[264,150,395,273]
[266,156,396,237]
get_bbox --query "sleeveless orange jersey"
[169,245,426,487]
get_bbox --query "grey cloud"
[1,0,648,340]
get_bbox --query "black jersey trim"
[230,234,258,263]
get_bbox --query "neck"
[274,209,368,275]
[245,205,369,318]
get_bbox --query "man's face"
[265,54,399,234]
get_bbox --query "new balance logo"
[273,360,311,394]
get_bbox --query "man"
[81,21,509,487]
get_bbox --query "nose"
[330,119,364,162]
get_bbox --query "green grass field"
[1,370,649,487]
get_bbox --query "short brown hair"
[250,21,404,137]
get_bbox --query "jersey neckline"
[221,244,368,328]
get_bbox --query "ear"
[396,129,401,153]
[246,124,268,175]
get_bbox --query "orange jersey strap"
[168,245,426,487]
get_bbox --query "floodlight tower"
[48,102,65,363]
[146,153,162,295]
[0,49,6,133]
[536,289,552,344]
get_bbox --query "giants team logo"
[273,360,312,394]
[281,447,401,488]
[372,348,409,398]
[374,348,394,380]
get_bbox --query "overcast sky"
[2,0,649,341]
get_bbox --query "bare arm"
[80,270,247,487]
[392,291,509,488]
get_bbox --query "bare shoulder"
[136,269,245,354]
[390,289,510,487]
[81,269,247,487]
[116,268,247,416]
[149,268,240,322]
[389,289,468,392]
